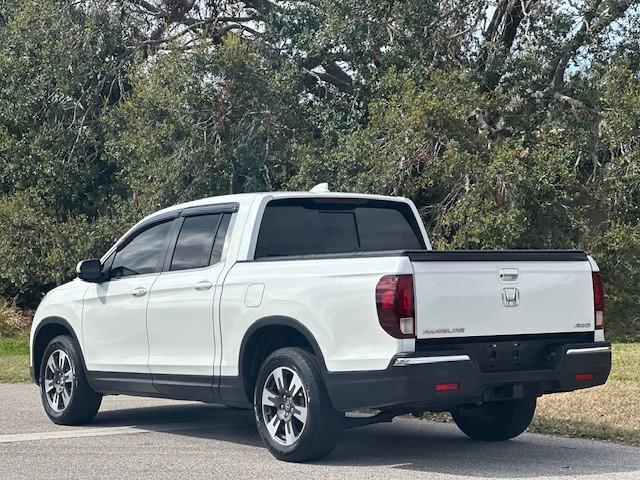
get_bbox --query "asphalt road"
[1,384,638,480]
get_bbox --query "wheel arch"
[238,316,327,403]
[32,317,88,386]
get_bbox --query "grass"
[0,334,30,383]
[0,300,32,383]
[531,343,640,446]
[0,334,29,355]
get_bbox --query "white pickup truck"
[30,186,611,462]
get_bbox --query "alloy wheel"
[261,366,308,446]
[43,349,75,412]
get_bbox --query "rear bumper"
[324,341,611,411]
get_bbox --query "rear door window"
[254,198,425,259]
[170,213,228,271]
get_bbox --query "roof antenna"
[309,182,330,193]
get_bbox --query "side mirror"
[76,259,104,283]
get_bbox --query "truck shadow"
[92,403,639,478]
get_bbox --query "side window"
[170,213,228,272]
[210,214,231,265]
[101,252,115,274]
[111,221,173,278]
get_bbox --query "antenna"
[309,182,330,193]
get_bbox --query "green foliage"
[106,37,305,212]
[588,222,640,342]
[0,194,119,304]
[0,0,638,340]
[0,0,129,215]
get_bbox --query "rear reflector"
[592,272,604,330]
[435,383,459,392]
[575,373,595,382]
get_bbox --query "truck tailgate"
[409,251,595,339]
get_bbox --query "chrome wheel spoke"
[272,367,285,394]
[58,351,66,370]
[46,356,57,374]
[284,421,296,445]
[287,371,303,397]
[293,405,307,424]
[262,386,277,408]
[266,415,281,438]
[44,378,55,393]
[60,388,71,407]
[62,371,73,384]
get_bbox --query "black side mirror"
[76,259,104,283]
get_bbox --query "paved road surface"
[1,383,638,480]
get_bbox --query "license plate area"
[415,333,594,373]
[472,340,556,372]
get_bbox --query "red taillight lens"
[376,274,415,339]
[592,272,604,330]
[575,373,595,382]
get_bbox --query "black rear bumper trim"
[324,342,611,412]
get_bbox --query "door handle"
[193,280,214,291]
[498,268,519,283]
[131,287,147,297]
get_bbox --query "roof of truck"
[151,190,410,218]
[102,188,426,261]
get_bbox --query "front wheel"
[254,348,343,462]
[452,398,537,441]
[39,335,102,425]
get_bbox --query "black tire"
[452,398,536,441]
[254,347,343,462]
[39,335,102,425]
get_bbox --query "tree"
[105,37,306,213]
[0,0,638,338]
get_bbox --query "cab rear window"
[254,198,425,259]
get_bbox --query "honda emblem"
[502,288,520,307]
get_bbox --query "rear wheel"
[254,347,343,462]
[452,398,536,441]
[39,335,102,425]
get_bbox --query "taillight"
[592,272,604,330]
[376,274,415,339]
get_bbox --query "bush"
[588,222,640,342]
[0,298,30,339]
[0,194,129,306]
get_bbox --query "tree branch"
[313,70,354,95]
[479,0,538,74]
[131,17,219,47]
[549,0,634,91]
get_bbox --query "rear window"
[254,198,425,259]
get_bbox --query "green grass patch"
[533,343,640,446]
[0,335,30,383]
[0,334,29,356]
[0,354,30,383]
